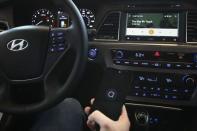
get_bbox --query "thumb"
[88,110,113,127]
[118,105,130,123]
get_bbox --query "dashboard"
[1,0,197,107]
[0,0,197,130]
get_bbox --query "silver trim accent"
[125,103,183,111]
[186,11,197,44]
[7,39,29,51]
[91,41,181,46]
[94,12,121,41]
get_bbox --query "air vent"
[187,11,197,43]
[96,12,120,41]
[0,20,9,32]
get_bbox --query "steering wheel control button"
[49,31,66,53]
[56,32,64,37]
[88,48,98,60]
[105,89,117,101]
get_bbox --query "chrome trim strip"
[125,103,183,111]
[90,41,182,46]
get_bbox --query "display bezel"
[122,12,186,42]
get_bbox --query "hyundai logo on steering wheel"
[7,39,29,51]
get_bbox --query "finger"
[87,119,96,131]
[90,98,95,105]
[118,105,130,122]
[88,110,112,128]
[84,106,91,115]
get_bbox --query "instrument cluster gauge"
[32,9,55,27]
[80,9,95,29]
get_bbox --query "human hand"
[84,99,130,131]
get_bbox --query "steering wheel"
[0,0,88,114]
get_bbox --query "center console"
[88,2,197,106]
[111,49,197,101]
[86,2,197,131]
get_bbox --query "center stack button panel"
[130,72,196,101]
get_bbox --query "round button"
[135,111,149,126]
[88,48,98,60]
[105,89,117,101]
[183,75,196,88]
[185,77,196,88]
[115,51,124,59]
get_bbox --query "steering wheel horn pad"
[0,26,49,80]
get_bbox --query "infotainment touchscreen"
[126,13,179,38]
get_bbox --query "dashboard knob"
[135,111,149,125]
[88,48,98,60]
[183,75,196,88]
[115,51,124,59]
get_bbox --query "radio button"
[162,94,170,100]
[163,63,174,69]
[146,76,158,83]
[156,87,161,91]
[175,63,184,69]
[151,62,162,68]
[134,92,140,96]
[142,92,149,97]
[184,63,193,69]
[171,88,179,93]
[113,60,123,65]
[150,93,161,98]
[181,89,193,94]
[140,62,150,67]
[131,61,140,66]
[149,87,156,91]
[134,86,141,90]
[142,86,148,91]
[137,75,146,81]
[171,95,178,100]
[163,88,170,93]
[163,76,174,85]
[123,61,131,65]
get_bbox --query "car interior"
[0,0,197,131]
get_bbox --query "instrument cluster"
[31,8,96,29]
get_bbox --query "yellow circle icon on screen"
[149,29,155,35]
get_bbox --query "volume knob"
[183,75,196,88]
[115,51,124,59]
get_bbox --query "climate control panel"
[111,50,197,70]
[129,72,196,101]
